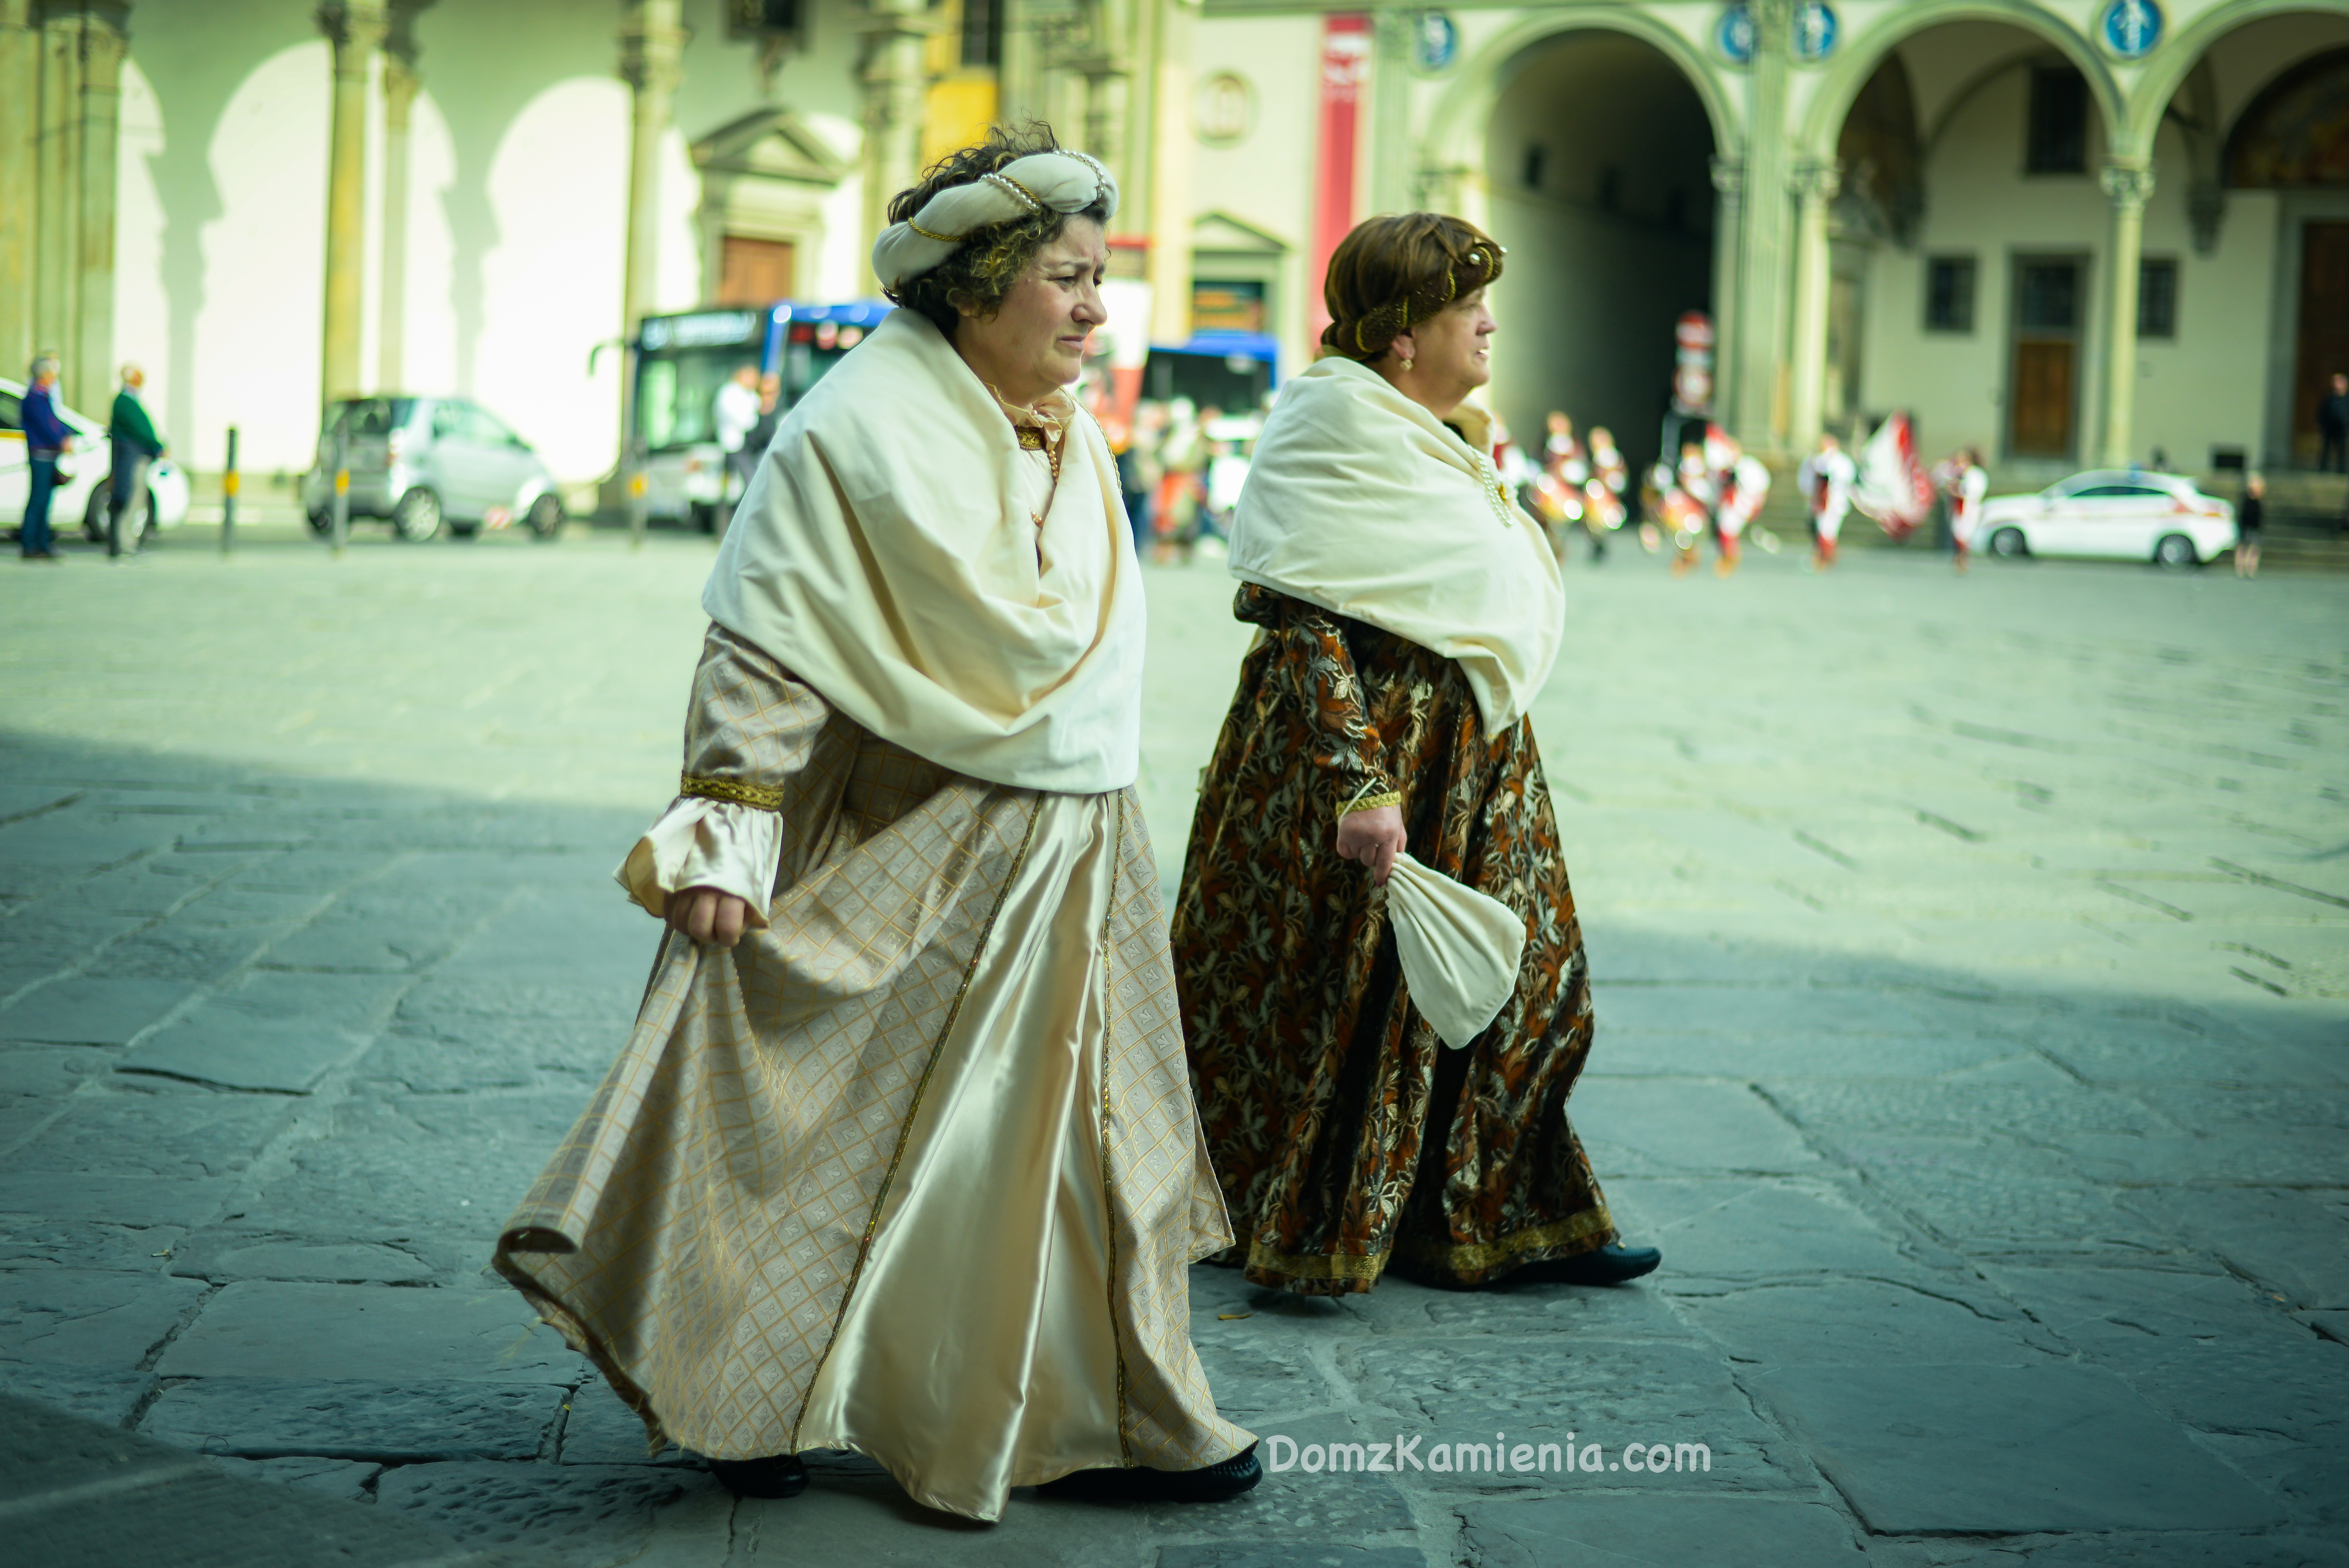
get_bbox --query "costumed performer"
[1169,212,1659,1295]
[494,127,1259,1522]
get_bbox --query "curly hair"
[882,124,1112,336]
[1320,212,1504,363]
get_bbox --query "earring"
[1400,356,1414,371]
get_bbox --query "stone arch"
[1422,6,1739,190]
[1798,1,2127,160]
[2128,0,2349,148]
[2223,43,2349,186]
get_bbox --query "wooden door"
[718,237,796,307]
[2010,258,2082,459]
[2011,341,2075,456]
[2292,222,2349,465]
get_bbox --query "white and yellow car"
[1979,470,2237,568]
[0,376,192,545]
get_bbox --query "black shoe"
[1039,1442,1262,1503]
[706,1453,809,1499]
[1512,1244,1662,1286]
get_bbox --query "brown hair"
[1320,213,1504,362]
[882,123,1111,336]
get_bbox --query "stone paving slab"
[1750,1363,2284,1533]
[0,540,2344,1565]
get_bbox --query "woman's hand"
[666,886,751,949]
[1335,804,1405,886]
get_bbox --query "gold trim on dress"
[1246,1238,1392,1284]
[1337,786,1402,820]
[680,774,785,812]
[1392,1206,1615,1277]
[1097,790,1135,1467]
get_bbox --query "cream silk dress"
[496,397,1251,1523]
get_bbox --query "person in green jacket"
[107,363,165,556]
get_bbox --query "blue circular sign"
[1412,11,1459,74]
[1795,3,1838,62]
[1717,3,1755,65]
[2100,0,2163,59]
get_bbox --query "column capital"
[1709,155,1745,198]
[383,0,432,70]
[2099,159,2156,209]
[317,0,389,56]
[1789,158,1841,201]
[618,0,685,94]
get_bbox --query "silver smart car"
[301,396,564,541]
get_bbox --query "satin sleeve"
[615,625,833,928]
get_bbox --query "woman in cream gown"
[494,130,1257,1522]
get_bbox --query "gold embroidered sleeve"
[680,775,785,812]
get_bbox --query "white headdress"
[871,150,1119,291]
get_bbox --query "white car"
[0,376,192,545]
[1977,470,2236,568]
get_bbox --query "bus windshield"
[636,347,758,453]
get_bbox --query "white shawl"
[703,309,1144,794]
[1228,356,1563,732]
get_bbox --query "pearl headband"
[872,151,1119,290]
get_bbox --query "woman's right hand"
[1336,805,1405,886]
[666,886,751,948]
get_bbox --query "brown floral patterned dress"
[1170,583,1616,1295]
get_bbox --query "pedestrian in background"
[1950,447,1987,573]
[107,362,165,556]
[2235,472,2264,579]
[2320,372,2349,473]
[1800,431,1855,569]
[712,364,760,533]
[19,354,71,562]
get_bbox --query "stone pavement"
[0,529,2344,1566]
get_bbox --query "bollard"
[220,426,239,556]
[629,467,647,551]
[331,426,349,559]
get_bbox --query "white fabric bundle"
[1228,355,1564,733]
[703,308,1146,794]
[871,151,1119,290]
[1386,854,1527,1050]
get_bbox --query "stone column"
[1731,0,1793,453]
[617,1,682,353]
[1786,158,1840,453]
[1707,155,1743,432]
[0,0,38,375]
[33,8,80,381]
[857,0,933,276]
[70,4,126,416]
[2098,158,2154,469]
[1367,8,1413,217]
[1145,0,1193,344]
[319,0,387,407]
[377,2,429,394]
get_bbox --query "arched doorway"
[1479,31,1719,478]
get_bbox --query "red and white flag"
[1852,412,1934,539]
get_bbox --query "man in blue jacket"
[20,355,73,561]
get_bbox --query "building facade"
[1,1,2343,487]
[1194,0,2349,480]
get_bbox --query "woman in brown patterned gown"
[1170,214,1659,1296]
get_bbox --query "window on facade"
[960,0,1002,68]
[2026,67,2088,174]
[733,0,799,32]
[2138,257,2178,338]
[2016,261,2081,331]
[1925,256,1977,333]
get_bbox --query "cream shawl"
[704,309,1144,794]
[1228,356,1563,732]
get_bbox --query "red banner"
[1310,14,1371,346]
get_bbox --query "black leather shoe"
[1513,1244,1662,1286]
[706,1453,809,1499]
[1039,1442,1262,1502]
